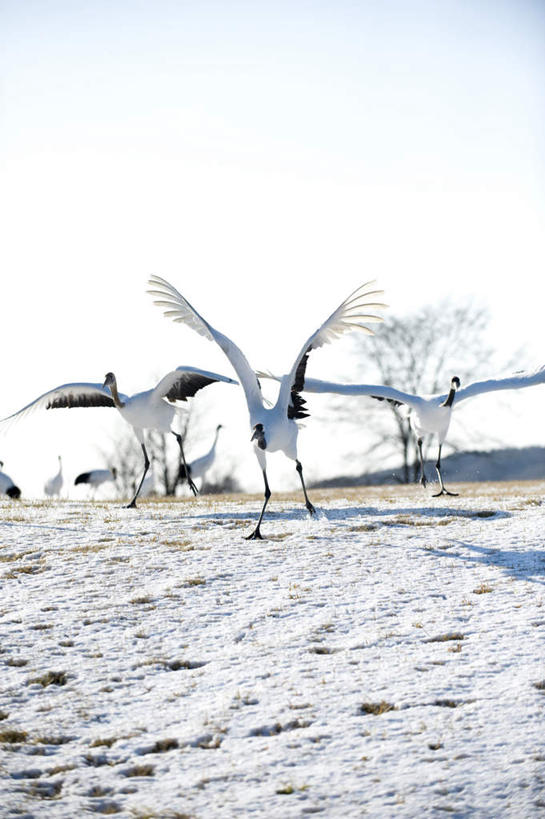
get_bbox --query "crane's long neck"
[211,427,221,450]
[442,385,457,408]
[109,380,125,409]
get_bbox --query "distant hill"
[313,446,545,488]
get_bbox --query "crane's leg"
[417,438,428,487]
[172,432,198,496]
[432,445,458,497]
[126,443,150,508]
[246,469,271,540]
[296,460,316,515]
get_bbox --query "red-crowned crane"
[0,367,237,508]
[259,367,545,496]
[148,276,386,538]
[179,424,223,491]
[0,461,21,499]
[74,467,117,497]
[44,455,63,498]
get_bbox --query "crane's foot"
[245,526,264,540]
[419,476,428,488]
[125,500,137,509]
[432,488,458,497]
[188,479,199,497]
[306,501,317,516]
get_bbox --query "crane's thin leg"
[126,443,150,508]
[246,469,271,540]
[432,445,458,497]
[417,438,428,487]
[296,460,316,516]
[173,432,198,496]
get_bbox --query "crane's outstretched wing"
[0,382,122,431]
[455,365,545,403]
[257,372,423,412]
[298,377,424,408]
[153,366,238,402]
[147,276,263,415]
[277,282,387,419]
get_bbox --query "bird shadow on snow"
[321,505,513,523]
[424,540,545,585]
[179,503,511,528]
[189,506,329,526]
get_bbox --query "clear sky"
[1,0,544,497]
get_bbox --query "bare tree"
[146,410,192,496]
[99,430,138,500]
[339,299,516,482]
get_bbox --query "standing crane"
[44,455,63,498]
[179,424,223,491]
[74,467,117,497]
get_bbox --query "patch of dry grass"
[473,582,493,594]
[425,633,465,643]
[359,701,396,716]
[0,728,28,743]
[27,670,67,687]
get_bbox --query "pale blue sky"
[1,1,544,495]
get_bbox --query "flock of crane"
[37,425,225,503]
[1,274,544,538]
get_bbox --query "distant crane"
[0,367,237,508]
[260,367,545,495]
[0,461,21,499]
[44,455,63,498]
[148,275,385,537]
[74,467,117,497]
[179,424,223,491]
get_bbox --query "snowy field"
[1,482,544,818]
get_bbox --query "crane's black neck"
[442,386,457,408]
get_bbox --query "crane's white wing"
[277,281,387,418]
[257,371,423,411]
[152,366,238,402]
[0,383,121,432]
[147,276,263,415]
[455,365,545,404]
[295,377,425,409]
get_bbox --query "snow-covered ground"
[1,483,544,818]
